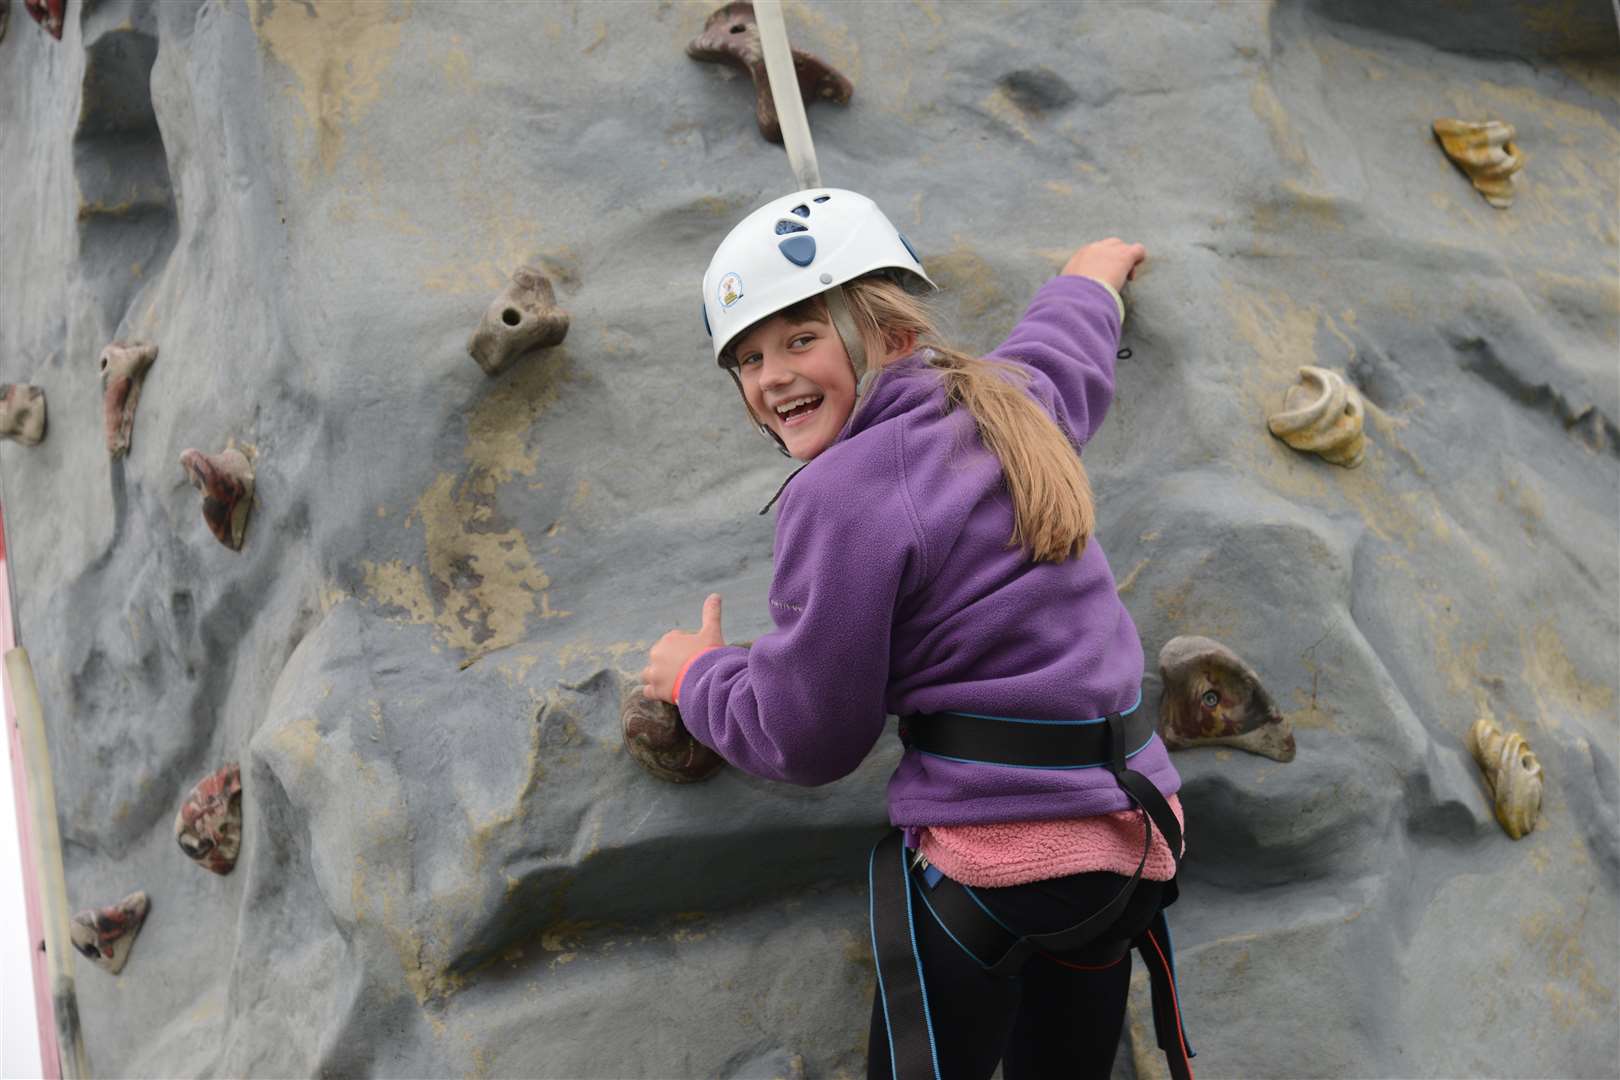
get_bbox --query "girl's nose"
[758,350,792,388]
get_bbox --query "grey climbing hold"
[468,266,570,378]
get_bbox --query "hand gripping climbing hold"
[23,0,62,40]
[686,1,853,144]
[1266,366,1367,468]
[179,445,254,551]
[1433,119,1523,209]
[69,891,149,974]
[1158,635,1296,762]
[0,384,46,446]
[467,267,570,377]
[1467,718,1542,839]
[175,763,242,874]
[99,340,157,458]
[621,685,725,783]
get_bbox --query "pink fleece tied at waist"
[918,794,1185,887]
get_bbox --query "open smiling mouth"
[774,395,824,428]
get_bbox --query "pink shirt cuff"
[673,646,720,706]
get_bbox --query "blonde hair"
[842,275,1096,563]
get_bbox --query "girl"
[642,189,1190,1080]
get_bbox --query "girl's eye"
[790,335,814,348]
[739,353,761,367]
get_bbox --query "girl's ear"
[884,329,918,362]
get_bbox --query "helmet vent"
[778,235,817,266]
[790,204,810,218]
[813,195,831,203]
[774,219,809,235]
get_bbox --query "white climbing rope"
[752,1,870,379]
[753,0,821,190]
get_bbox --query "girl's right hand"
[1061,238,1147,293]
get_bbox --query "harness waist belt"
[900,705,1157,768]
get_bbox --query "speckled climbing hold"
[99,340,157,458]
[176,763,242,874]
[621,685,725,783]
[179,445,254,551]
[0,384,46,446]
[23,0,61,40]
[686,1,853,144]
[1266,366,1367,468]
[467,266,570,377]
[1433,118,1523,209]
[70,891,148,975]
[1158,635,1295,762]
[1467,718,1542,839]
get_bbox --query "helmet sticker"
[718,272,744,309]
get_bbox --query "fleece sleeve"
[985,274,1124,446]
[676,457,922,786]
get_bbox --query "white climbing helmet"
[701,187,934,366]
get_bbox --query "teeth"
[774,395,821,416]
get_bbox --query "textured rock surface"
[1,1,1616,1076]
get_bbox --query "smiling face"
[729,305,857,461]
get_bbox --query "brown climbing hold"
[467,267,570,377]
[0,384,46,446]
[621,685,725,783]
[23,0,62,40]
[99,340,157,458]
[1158,635,1295,762]
[179,445,254,551]
[69,891,148,975]
[686,1,853,144]
[1467,718,1542,839]
[0,0,10,45]
[1267,366,1367,468]
[1433,119,1523,209]
[176,763,243,875]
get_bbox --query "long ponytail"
[840,276,1096,563]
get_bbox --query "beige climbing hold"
[70,891,149,975]
[1433,119,1523,209]
[179,445,255,551]
[100,340,158,458]
[0,384,46,445]
[1267,366,1367,468]
[1158,635,1295,762]
[1467,718,1542,839]
[467,267,570,377]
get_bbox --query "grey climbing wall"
[1,1,1617,1076]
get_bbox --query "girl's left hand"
[641,594,725,704]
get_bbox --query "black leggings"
[867,870,1167,1080]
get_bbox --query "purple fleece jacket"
[679,275,1181,829]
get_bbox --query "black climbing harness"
[870,705,1195,1080]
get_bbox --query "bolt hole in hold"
[730,23,745,32]
[1201,690,1219,709]
[502,307,521,327]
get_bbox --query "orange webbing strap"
[1136,908,1195,1080]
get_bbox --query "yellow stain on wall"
[247,0,410,176]
[1249,74,1313,173]
[1522,621,1615,731]
[927,238,1009,323]
[363,350,573,658]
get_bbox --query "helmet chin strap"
[824,284,879,407]
[726,367,792,457]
